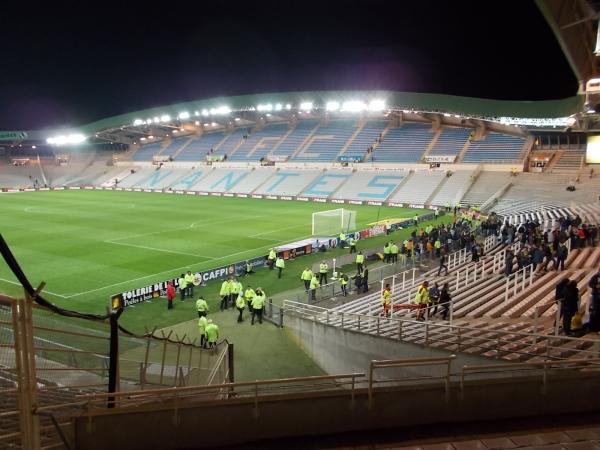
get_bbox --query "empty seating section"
[159,137,190,157]
[301,170,352,198]
[292,120,356,162]
[137,168,192,189]
[332,170,406,201]
[389,171,445,205]
[429,127,471,156]
[132,142,162,161]
[462,133,525,163]
[343,120,388,157]
[375,123,434,162]
[552,150,584,173]
[191,168,252,193]
[229,123,289,161]
[429,169,474,206]
[0,164,42,188]
[177,131,226,161]
[271,120,319,158]
[117,168,157,188]
[229,168,277,194]
[461,171,511,207]
[213,129,245,158]
[254,170,322,196]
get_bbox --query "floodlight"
[173,130,178,133]
[368,100,385,111]
[266,113,271,117]
[32,145,36,149]
[195,121,200,126]
[300,102,313,111]
[178,112,190,119]
[257,104,273,112]
[234,117,241,121]
[342,100,366,112]
[194,111,200,116]
[285,104,292,110]
[160,114,171,122]
[211,106,231,115]
[202,109,209,116]
[275,103,283,111]
[443,113,451,117]
[68,134,86,144]
[326,101,340,111]
[133,119,144,126]
[146,118,153,124]
[140,137,146,141]
[180,127,185,131]
[148,135,154,139]
[211,122,217,126]
[203,123,210,127]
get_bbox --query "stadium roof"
[14,90,583,145]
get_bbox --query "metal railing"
[368,356,456,407]
[504,264,534,303]
[459,358,600,397]
[282,300,600,362]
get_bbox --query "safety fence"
[282,300,600,362]
[0,292,232,450]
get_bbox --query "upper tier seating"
[229,123,289,161]
[132,142,162,161]
[177,131,227,161]
[429,127,471,156]
[374,122,434,162]
[159,137,190,157]
[343,120,388,157]
[292,120,356,162]
[270,120,320,159]
[462,133,526,162]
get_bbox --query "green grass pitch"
[0,190,445,380]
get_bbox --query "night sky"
[0,1,578,130]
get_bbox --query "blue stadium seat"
[177,131,227,161]
[292,119,356,162]
[343,120,389,157]
[374,123,434,162]
[229,123,289,161]
[462,133,526,163]
[271,120,320,158]
[132,142,163,161]
[429,127,471,156]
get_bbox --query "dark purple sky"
[0,0,578,130]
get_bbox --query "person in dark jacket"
[439,283,451,320]
[562,280,579,335]
[362,267,369,293]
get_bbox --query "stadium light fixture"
[368,100,385,111]
[285,104,292,110]
[194,111,200,116]
[257,104,273,112]
[46,133,86,146]
[173,130,178,133]
[202,109,209,117]
[326,101,340,111]
[153,117,160,123]
[275,103,283,111]
[180,127,185,131]
[178,112,190,120]
[140,137,146,141]
[234,117,241,121]
[195,121,200,126]
[342,100,366,112]
[211,122,218,126]
[203,123,210,127]
[133,119,144,126]
[300,101,313,111]
[160,114,171,122]
[210,106,231,115]
[32,145,36,149]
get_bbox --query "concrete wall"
[284,314,510,379]
[74,373,600,450]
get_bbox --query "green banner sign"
[0,131,28,141]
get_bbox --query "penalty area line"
[0,277,69,299]
[103,240,215,260]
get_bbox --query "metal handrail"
[459,357,600,397]
[283,300,600,355]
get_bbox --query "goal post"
[312,208,357,236]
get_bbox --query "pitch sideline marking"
[103,241,216,260]
[247,223,306,238]
[0,277,69,299]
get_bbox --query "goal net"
[312,209,357,236]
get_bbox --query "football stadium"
[2,1,600,449]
